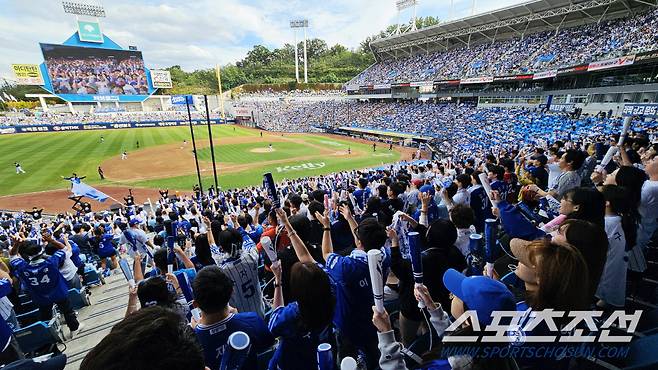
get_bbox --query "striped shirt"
[217,248,264,318]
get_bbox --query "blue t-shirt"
[268,302,332,370]
[97,232,116,258]
[195,312,274,370]
[324,249,389,346]
[353,188,372,210]
[11,251,69,305]
[0,279,13,352]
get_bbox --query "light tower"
[290,19,309,83]
[394,0,418,35]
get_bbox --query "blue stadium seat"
[13,318,61,355]
[67,288,90,310]
[82,264,102,286]
[16,308,40,328]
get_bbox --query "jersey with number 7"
[10,250,69,306]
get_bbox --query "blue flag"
[70,180,109,202]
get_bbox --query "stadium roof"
[371,0,657,59]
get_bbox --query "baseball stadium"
[2,0,658,369]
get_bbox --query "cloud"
[0,0,527,80]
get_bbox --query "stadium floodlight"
[289,19,309,28]
[393,0,418,35]
[290,19,309,83]
[62,1,106,17]
[396,0,417,11]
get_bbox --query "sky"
[0,0,528,81]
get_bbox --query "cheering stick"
[263,172,280,209]
[477,172,495,204]
[340,357,357,370]
[119,258,135,288]
[483,219,499,278]
[407,231,425,308]
[220,331,251,370]
[367,249,385,313]
[598,116,632,171]
[317,343,333,370]
[261,236,277,265]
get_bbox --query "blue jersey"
[268,302,332,370]
[195,312,274,370]
[0,279,13,352]
[324,249,389,346]
[68,239,83,268]
[11,251,69,305]
[353,188,372,210]
[97,232,116,258]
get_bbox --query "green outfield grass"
[0,125,400,196]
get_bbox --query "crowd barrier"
[0,118,235,135]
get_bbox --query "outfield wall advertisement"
[0,119,233,135]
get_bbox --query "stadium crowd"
[0,111,223,127]
[236,89,345,99]
[349,8,658,85]
[46,57,149,96]
[0,103,657,369]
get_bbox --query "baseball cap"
[411,179,423,188]
[129,218,142,226]
[419,184,435,196]
[442,268,516,326]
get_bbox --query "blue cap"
[419,184,435,196]
[442,268,515,325]
[129,218,141,226]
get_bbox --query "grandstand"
[345,0,658,117]
[3,1,658,370]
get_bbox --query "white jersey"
[216,248,264,318]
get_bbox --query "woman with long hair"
[268,261,335,370]
[560,187,606,227]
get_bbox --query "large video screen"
[40,43,149,96]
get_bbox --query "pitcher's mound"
[250,148,275,153]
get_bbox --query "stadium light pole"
[203,95,219,191]
[395,0,418,33]
[185,96,203,198]
[290,20,308,83]
[215,64,226,119]
[62,1,106,17]
[303,25,308,83]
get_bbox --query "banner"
[587,55,635,72]
[493,74,533,82]
[171,95,193,105]
[77,20,104,43]
[557,64,588,76]
[635,50,658,64]
[150,70,173,89]
[410,81,434,87]
[373,84,391,90]
[11,64,44,85]
[234,107,252,117]
[0,118,232,135]
[533,70,558,80]
[549,104,576,113]
[622,104,658,118]
[460,76,494,85]
[435,79,461,86]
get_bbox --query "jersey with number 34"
[11,250,69,305]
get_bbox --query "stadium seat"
[67,288,90,310]
[83,264,103,286]
[16,308,40,328]
[13,318,61,356]
[636,308,658,336]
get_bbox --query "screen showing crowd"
[40,43,149,96]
